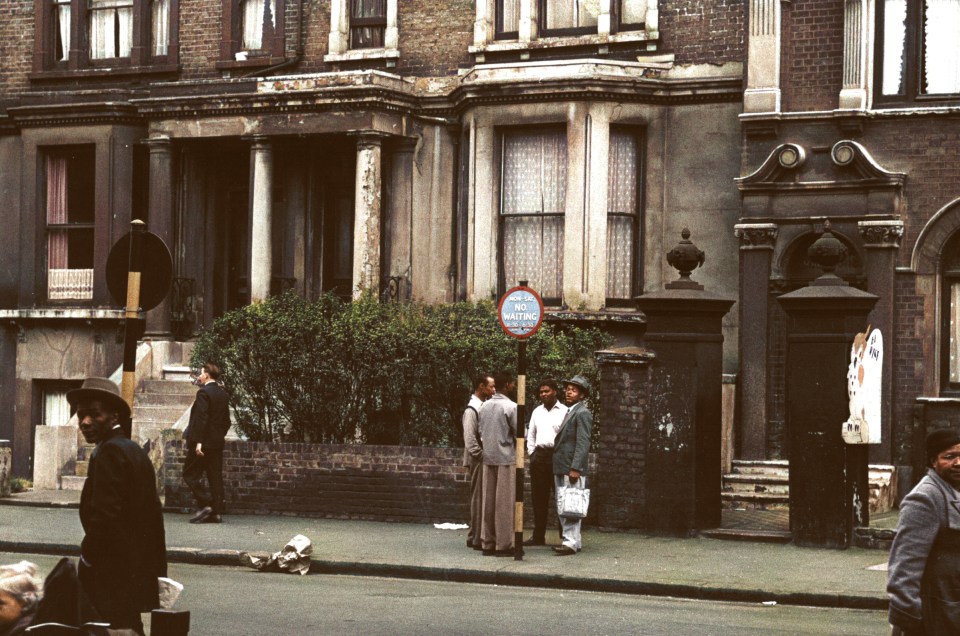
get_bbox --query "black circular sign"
[106,230,173,311]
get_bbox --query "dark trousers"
[183,447,225,514]
[529,449,555,542]
[78,559,145,635]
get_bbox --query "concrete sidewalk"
[0,491,890,611]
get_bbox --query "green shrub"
[192,291,611,446]
[9,477,31,493]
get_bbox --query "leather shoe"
[522,538,545,546]
[554,545,578,556]
[189,506,213,524]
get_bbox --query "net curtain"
[501,131,566,300]
[152,0,170,56]
[46,155,69,271]
[925,0,960,94]
[89,0,133,59]
[607,130,638,300]
[242,0,276,50]
[55,0,71,61]
[351,0,386,48]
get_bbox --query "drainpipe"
[242,0,304,79]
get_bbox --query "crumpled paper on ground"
[239,534,313,575]
[158,576,184,608]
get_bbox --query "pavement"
[0,489,893,612]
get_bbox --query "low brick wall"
[163,437,599,526]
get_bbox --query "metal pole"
[121,220,147,436]
[514,281,528,560]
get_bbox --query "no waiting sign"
[497,285,545,339]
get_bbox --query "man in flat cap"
[68,377,167,635]
[553,375,593,556]
[888,428,960,635]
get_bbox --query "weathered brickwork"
[780,0,844,112]
[0,1,33,99]
[394,1,473,77]
[659,0,744,65]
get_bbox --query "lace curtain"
[46,156,69,271]
[924,0,960,94]
[44,389,72,426]
[607,130,638,300]
[546,0,600,29]
[55,0,71,62]
[89,0,133,59]
[152,0,170,56]
[500,0,520,32]
[882,0,907,95]
[501,131,566,300]
[242,0,275,50]
[351,0,386,48]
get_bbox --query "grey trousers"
[466,459,483,547]
[481,464,516,551]
[555,475,587,551]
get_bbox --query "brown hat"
[926,428,960,463]
[66,377,131,421]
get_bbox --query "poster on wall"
[843,326,883,444]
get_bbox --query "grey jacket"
[888,469,960,632]
[478,393,517,466]
[462,395,483,466]
[552,401,591,476]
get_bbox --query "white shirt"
[526,401,568,454]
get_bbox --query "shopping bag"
[556,476,590,519]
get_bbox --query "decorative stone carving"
[665,228,706,290]
[734,223,778,250]
[858,220,904,249]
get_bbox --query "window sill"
[324,48,400,63]
[29,63,180,82]
[470,30,656,56]
[0,308,124,320]
[216,56,286,71]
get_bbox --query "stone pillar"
[249,137,274,303]
[352,133,385,298]
[595,346,656,529]
[744,0,782,113]
[145,136,174,337]
[0,440,11,497]
[385,138,415,300]
[734,223,778,459]
[778,224,878,548]
[635,230,735,533]
[858,220,903,465]
[839,0,872,110]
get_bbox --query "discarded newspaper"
[239,534,313,575]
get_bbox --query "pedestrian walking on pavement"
[183,362,232,525]
[479,372,517,556]
[888,428,960,635]
[463,373,495,550]
[523,378,567,547]
[68,377,167,636]
[553,375,592,556]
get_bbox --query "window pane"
[242,0,275,50]
[350,0,386,48]
[46,149,95,301]
[500,0,520,32]
[620,0,646,26]
[89,0,134,59]
[882,0,907,95]
[43,389,72,426]
[607,131,638,300]
[952,280,960,383]
[55,0,71,61]
[923,0,960,94]
[501,131,567,300]
[152,0,170,56]
[546,0,600,30]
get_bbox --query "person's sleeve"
[80,444,129,568]
[526,411,537,454]
[190,390,210,442]
[571,410,592,473]
[463,409,482,459]
[888,488,940,632]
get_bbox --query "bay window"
[45,148,95,301]
[606,128,641,303]
[494,0,651,40]
[877,0,960,103]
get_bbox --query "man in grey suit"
[553,375,593,556]
[183,362,231,524]
[479,372,517,556]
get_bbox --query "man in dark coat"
[183,362,232,524]
[68,377,167,636]
[553,375,593,556]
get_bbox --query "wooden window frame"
[605,125,644,307]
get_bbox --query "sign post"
[497,281,545,561]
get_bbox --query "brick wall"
[659,0,744,65]
[164,436,597,526]
[780,0,844,112]
[0,1,33,99]
[893,273,924,467]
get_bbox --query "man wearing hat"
[68,377,167,635]
[888,428,960,635]
[552,375,593,556]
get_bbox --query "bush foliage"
[191,292,612,446]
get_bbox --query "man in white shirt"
[523,379,568,546]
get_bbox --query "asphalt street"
[3,552,889,635]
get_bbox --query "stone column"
[744,0,782,113]
[352,133,385,298]
[249,137,273,303]
[858,220,904,464]
[0,440,11,497]
[385,138,415,300]
[734,223,778,459]
[145,136,174,337]
[778,224,878,548]
[839,0,872,110]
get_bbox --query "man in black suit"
[68,377,167,635]
[183,362,232,524]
